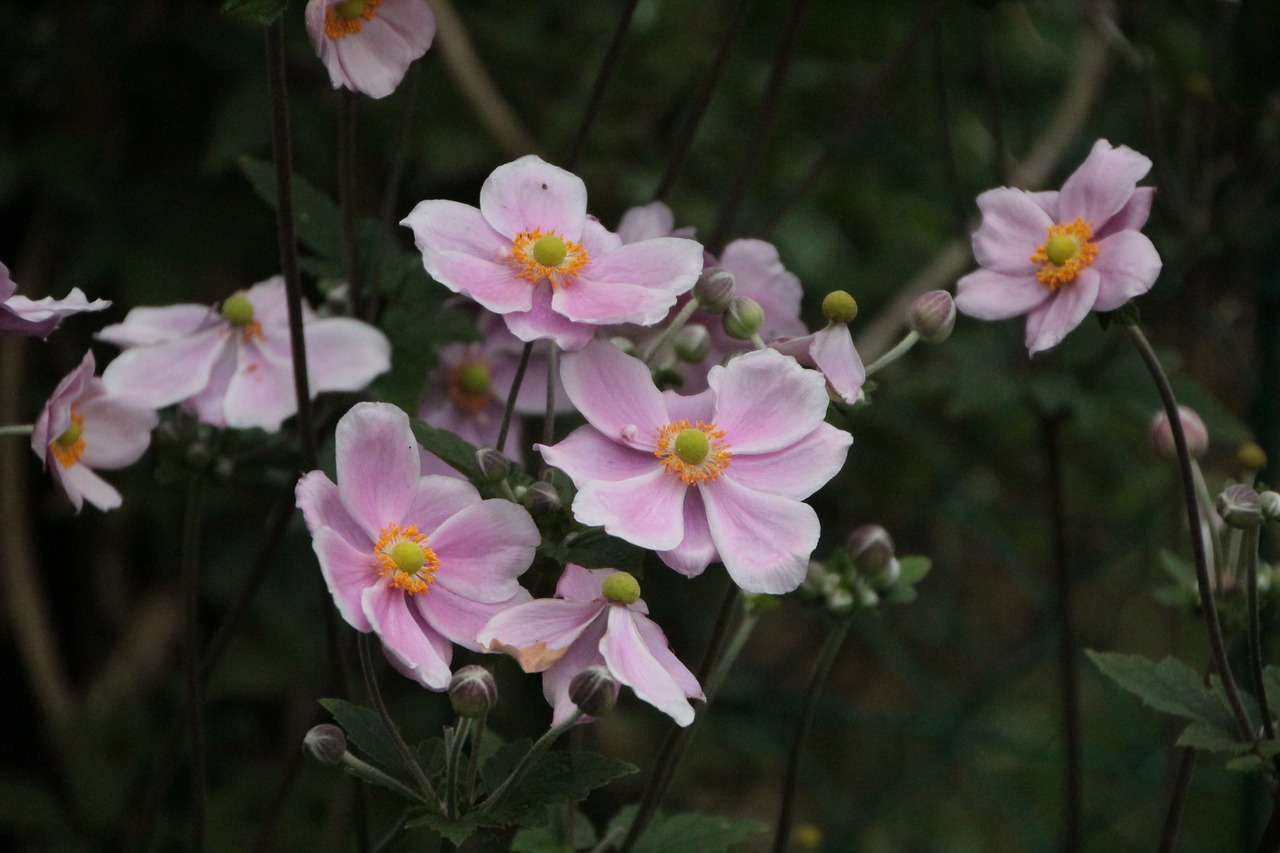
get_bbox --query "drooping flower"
[0,262,110,339]
[304,0,436,100]
[479,565,703,726]
[770,291,865,405]
[538,341,852,594]
[98,276,390,432]
[32,351,158,512]
[401,155,705,351]
[954,139,1162,355]
[296,402,539,690]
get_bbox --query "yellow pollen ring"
[1030,218,1099,292]
[372,523,440,596]
[654,419,731,486]
[50,408,86,470]
[508,228,590,290]
[325,0,381,40]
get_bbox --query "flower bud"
[846,524,898,585]
[1218,484,1263,529]
[569,665,618,717]
[303,724,348,766]
[449,665,498,718]
[673,324,711,363]
[821,290,859,325]
[522,481,561,513]
[1260,491,1280,521]
[907,290,956,343]
[722,297,764,340]
[1239,442,1267,472]
[474,447,510,484]
[653,367,685,391]
[1149,406,1208,460]
[693,267,736,314]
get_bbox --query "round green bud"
[672,324,710,363]
[456,362,491,396]
[220,294,255,327]
[1261,491,1280,522]
[390,540,425,574]
[521,481,561,513]
[673,428,710,465]
[56,420,82,448]
[569,665,618,717]
[303,724,348,766]
[533,234,568,268]
[601,571,641,605]
[334,0,367,20]
[722,296,764,340]
[694,267,737,314]
[474,447,510,484]
[449,665,498,718]
[1045,234,1077,266]
[821,290,859,325]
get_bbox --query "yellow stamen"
[1030,218,1099,292]
[325,0,381,40]
[654,419,731,486]
[447,360,492,416]
[507,228,591,290]
[50,407,86,470]
[372,523,440,595]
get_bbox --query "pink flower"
[538,341,852,594]
[478,565,703,726]
[98,276,390,432]
[771,323,865,405]
[304,0,435,100]
[296,402,539,690]
[0,262,110,339]
[954,139,1162,355]
[32,351,158,512]
[401,155,705,351]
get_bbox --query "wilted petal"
[478,598,604,672]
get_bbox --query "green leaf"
[318,698,414,783]
[1227,754,1266,774]
[512,811,598,852]
[884,584,918,604]
[1086,651,1237,732]
[374,295,478,413]
[605,806,767,853]
[1176,721,1252,754]
[541,532,647,573]
[412,419,482,479]
[896,555,932,585]
[222,0,290,24]
[482,740,638,811]
[239,156,343,261]
[1158,550,1197,587]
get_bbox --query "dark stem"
[181,475,207,852]
[978,9,1007,186]
[372,64,422,323]
[931,18,966,235]
[339,89,362,316]
[465,716,485,804]
[1042,412,1082,853]
[266,20,317,471]
[1157,747,1196,853]
[771,618,850,853]
[1245,527,1277,745]
[706,0,810,252]
[563,0,641,170]
[496,341,534,454]
[357,633,439,805]
[370,811,409,853]
[1124,323,1256,743]
[651,0,752,202]
[542,340,559,471]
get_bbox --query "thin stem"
[749,332,767,351]
[1124,323,1256,744]
[543,340,559,452]
[266,21,317,471]
[864,330,920,377]
[771,618,850,853]
[1245,527,1276,743]
[372,64,421,323]
[1157,747,1196,853]
[445,718,474,819]
[357,634,439,805]
[0,423,34,437]
[496,341,534,454]
[341,752,429,806]
[563,0,641,170]
[642,298,702,366]
[652,0,751,202]
[339,89,362,316]
[465,716,485,804]
[480,710,584,811]
[181,475,208,852]
[371,811,410,853]
[1190,460,1225,585]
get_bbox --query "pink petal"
[363,584,453,690]
[1090,231,1162,312]
[33,351,95,455]
[701,477,819,594]
[1023,267,1102,355]
[572,467,688,551]
[479,155,588,241]
[181,340,238,428]
[616,201,676,243]
[954,268,1052,320]
[709,349,829,454]
[538,425,656,486]
[415,583,531,652]
[558,340,669,450]
[428,251,533,315]
[335,402,421,540]
[0,263,14,301]
[402,200,508,263]
[728,423,851,500]
[304,317,391,392]
[716,239,805,340]
[296,470,371,553]
[555,564,608,602]
[400,474,482,535]
[76,389,158,469]
[428,500,540,603]
[478,597,604,671]
[100,328,229,409]
[1058,139,1152,225]
[661,386,717,425]
[313,526,377,632]
[656,487,718,578]
[601,606,696,726]
[1095,187,1154,240]
[807,324,865,404]
[971,188,1054,276]
[314,0,434,99]
[245,276,298,328]
[633,614,703,700]
[503,281,595,350]
[96,304,215,347]
[555,237,703,326]
[0,288,111,338]
[223,338,298,431]
[58,463,122,513]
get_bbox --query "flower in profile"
[98,276,390,432]
[304,0,436,100]
[401,155,705,351]
[479,565,703,726]
[296,402,539,690]
[0,262,110,339]
[32,351,158,512]
[954,139,1162,355]
[770,291,865,404]
[538,341,852,594]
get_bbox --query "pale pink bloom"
[615,201,698,244]
[955,139,1162,355]
[304,0,435,100]
[771,323,865,405]
[478,565,703,726]
[32,351,157,512]
[296,402,539,690]
[538,341,852,594]
[0,262,109,339]
[401,155,705,351]
[1150,405,1208,460]
[98,276,390,432]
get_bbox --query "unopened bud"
[1239,442,1267,472]
[694,267,736,314]
[846,524,898,585]
[1261,491,1280,521]
[303,724,348,766]
[449,665,498,718]
[907,290,956,343]
[1218,484,1263,529]
[822,290,859,325]
[569,665,618,717]
[474,447,510,484]
[1149,406,1208,460]
[522,481,561,513]
[722,297,764,340]
[673,324,711,363]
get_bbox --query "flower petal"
[479,155,588,241]
[571,467,687,551]
[429,499,540,603]
[555,564,608,602]
[297,470,371,552]
[555,237,703,326]
[1023,267,1101,355]
[58,463,122,513]
[96,304,215,347]
[601,606,696,726]
[400,474,482,534]
[558,340,669,451]
[542,615,610,726]
[616,201,676,243]
[335,402,421,540]
[313,526,376,632]
[633,613,703,700]
[478,597,604,671]
[539,425,656,486]
[1090,230,1162,312]
[954,268,1052,320]
[971,188,1055,276]
[1095,187,1154,240]
[701,477,819,594]
[1058,139,1152,225]
[727,423,851,500]
[807,324,865,404]
[656,487,718,578]
[76,389,158,469]
[709,348,829,454]
[503,281,595,350]
[224,338,298,431]
[416,583,531,652]
[304,317,391,393]
[363,584,453,690]
[100,327,229,409]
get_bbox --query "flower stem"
[180,474,208,851]
[1245,527,1277,745]
[496,341,533,455]
[771,617,850,853]
[642,298,702,366]
[357,633,439,806]
[864,330,920,377]
[1157,747,1196,853]
[563,0,641,170]
[1190,460,1224,586]
[0,424,33,437]
[341,751,429,806]
[542,339,559,464]
[444,718,473,819]
[465,716,485,804]
[479,710,584,811]
[1124,323,1256,744]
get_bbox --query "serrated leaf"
[1176,721,1252,754]
[407,808,515,846]
[541,533,646,573]
[897,555,931,585]
[1087,651,1237,732]
[319,698,414,783]
[240,156,342,261]
[222,0,289,24]
[483,740,638,811]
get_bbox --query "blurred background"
[2,0,1279,850]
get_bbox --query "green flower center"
[390,540,426,575]
[456,362,491,397]
[55,421,82,448]
[673,428,711,465]
[1045,234,1078,266]
[334,0,367,20]
[601,572,641,605]
[822,290,859,324]
[221,294,255,327]
[532,235,568,268]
